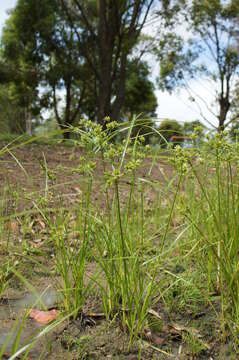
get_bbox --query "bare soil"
[0,143,236,359]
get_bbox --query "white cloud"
[156,80,219,128]
[0,0,16,34]
[142,19,219,128]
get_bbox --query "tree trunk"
[97,0,114,127]
[64,81,72,126]
[97,74,112,127]
[63,0,154,127]
[53,81,73,139]
[25,107,32,136]
[111,52,128,121]
[97,41,113,125]
[218,97,230,132]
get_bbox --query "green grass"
[1,122,239,357]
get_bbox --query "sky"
[0,0,16,29]
[0,0,217,127]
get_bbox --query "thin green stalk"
[160,173,182,251]
[188,159,221,234]
[100,147,111,228]
[114,179,128,288]
[140,189,144,247]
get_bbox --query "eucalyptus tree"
[157,119,183,148]
[60,0,156,126]
[122,60,157,118]
[40,12,93,138]
[157,0,239,131]
[0,84,25,133]
[119,60,158,144]
[1,0,56,135]
[1,0,157,136]
[0,0,91,137]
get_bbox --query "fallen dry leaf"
[171,323,200,337]
[103,250,108,258]
[74,187,82,194]
[147,308,162,320]
[29,309,59,324]
[87,312,105,319]
[10,221,19,234]
[38,220,46,230]
[3,353,33,360]
[32,237,46,248]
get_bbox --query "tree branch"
[60,0,100,80]
[71,84,86,124]
[73,0,96,40]
[53,84,62,125]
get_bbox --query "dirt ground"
[0,144,173,221]
[0,143,237,359]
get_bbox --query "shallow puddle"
[0,287,60,316]
[0,287,61,357]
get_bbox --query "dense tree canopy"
[60,0,156,126]
[2,0,239,138]
[122,61,157,118]
[0,84,25,133]
[0,0,58,134]
[0,0,158,137]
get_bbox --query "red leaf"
[29,309,59,324]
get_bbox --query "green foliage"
[171,134,239,340]
[183,120,205,135]
[117,61,158,143]
[73,118,157,344]
[0,0,55,134]
[122,61,157,118]
[157,119,183,148]
[157,33,197,92]
[0,0,94,135]
[0,0,157,136]
[0,85,25,133]
[229,122,239,141]
[52,196,94,317]
[183,120,206,145]
[3,122,239,355]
